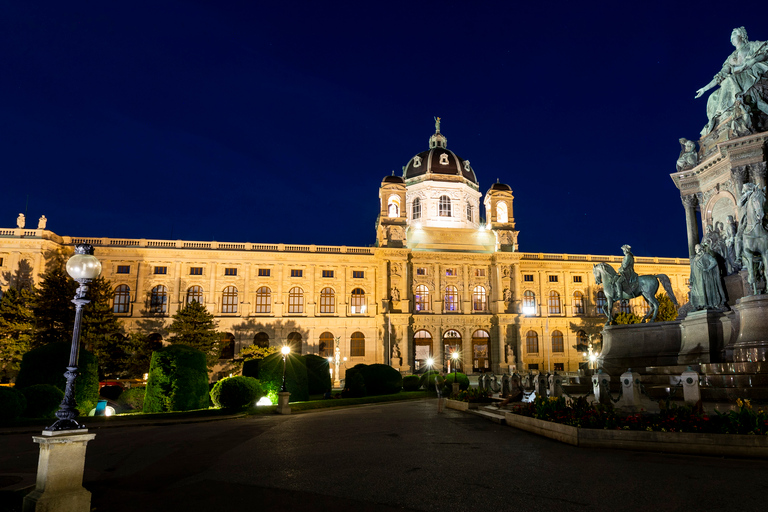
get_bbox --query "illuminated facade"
[0,122,690,377]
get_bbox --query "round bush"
[419,370,440,390]
[402,375,420,391]
[99,385,123,401]
[0,387,26,421]
[342,368,366,397]
[143,345,209,413]
[444,372,470,391]
[21,384,64,419]
[355,364,402,395]
[210,376,263,409]
[117,387,146,411]
[305,354,332,395]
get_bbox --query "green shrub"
[242,358,260,379]
[444,372,470,391]
[143,345,210,413]
[354,364,402,395]
[258,353,309,402]
[21,384,64,418]
[342,368,366,397]
[210,376,263,409]
[99,385,123,401]
[117,387,146,411]
[402,375,420,391]
[419,370,440,390]
[0,387,26,421]
[305,354,332,394]
[15,342,99,415]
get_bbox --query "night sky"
[1,2,763,258]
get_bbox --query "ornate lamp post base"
[277,391,291,415]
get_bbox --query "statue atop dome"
[434,116,441,132]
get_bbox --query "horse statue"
[592,263,678,325]
[738,183,768,295]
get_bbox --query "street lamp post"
[451,350,460,396]
[280,345,291,392]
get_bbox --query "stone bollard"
[452,382,460,396]
[681,366,701,405]
[277,391,291,415]
[617,369,643,408]
[548,372,563,398]
[591,369,611,405]
[534,373,548,398]
[23,430,96,512]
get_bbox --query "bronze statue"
[737,183,768,295]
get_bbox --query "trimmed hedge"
[0,387,26,421]
[402,375,420,391]
[15,342,99,415]
[210,376,263,409]
[444,371,470,391]
[99,385,123,401]
[342,367,366,397]
[143,345,210,413]
[305,354,332,395]
[355,364,402,395]
[242,358,260,379]
[117,387,146,411]
[258,353,309,402]
[21,384,64,419]
[419,370,440,390]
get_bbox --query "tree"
[654,293,679,322]
[614,312,642,325]
[0,287,35,381]
[122,332,163,379]
[80,277,127,378]
[167,301,221,366]
[32,261,76,348]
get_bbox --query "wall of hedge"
[143,345,210,412]
[258,353,308,402]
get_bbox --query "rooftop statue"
[695,27,768,137]
[737,182,768,295]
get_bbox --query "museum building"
[0,121,690,378]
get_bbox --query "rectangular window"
[0,257,3,266]
[258,268,270,277]
[475,268,486,277]
[322,270,334,278]
[523,274,534,282]
[573,275,582,283]
[116,265,130,274]
[548,275,558,283]
[190,267,203,275]
[224,268,237,276]
[528,364,539,371]
[445,268,456,277]
[154,266,167,275]
[554,363,564,371]
[291,269,303,278]
[416,267,426,276]
[352,271,364,279]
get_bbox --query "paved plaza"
[2,400,767,511]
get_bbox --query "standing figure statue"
[690,243,727,309]
[16,213,25,229]
[724,214,743,274]
[675,138,699,172]
[615,245,639,299]
[737,183,768,295]
[695,27,768,137]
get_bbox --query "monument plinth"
[732,294,768,362]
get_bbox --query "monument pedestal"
[23,430,96,512]
[732,295,768,362]
[678,309,731,364]
[276,391,291,415]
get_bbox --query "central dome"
[402,119,478,186]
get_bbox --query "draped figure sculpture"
[695,27,768,137]
[690,244,727,309]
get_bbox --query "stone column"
[681,195,700,258]
[751,162,767,189]
[732,165,749,194]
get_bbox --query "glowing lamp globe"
[281,345,291,356]
[66,244,102,280]
[451,352,459,361]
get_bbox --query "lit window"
[190,267,203,276]
[412,198,421,220]
[496,201,508,223]
[552,331,564,352]
[387,196,400,218]
[466,203,472,222]
[116,265,130,274]
[445,268,456,277]
[573,275,582,283]
[350,332,365,357]
[255,287,271,313]
[523,290,536,315]
[444,286,458,312]
[416,267,427,276]
[414,284,430,312]
[353,271,364,279]
[548,275,558,283]
[154,266,167,275]
[620,301,632,314]
[258,268,270,277]
[113,284,130,313]
[320,287,335,313]
[554,363,564,371]
[526,331,539,354]
[291,269,303,278]
[186,286,203,304]
[322,270,334,278]
[523,274,534,282]
[288,287,304,314]
[475,268,486,277]
[472,286,487,312]
[319,332,334,357]
[222,286,238,313]
[548,291,561,314]
[224,268,237,276]
[351,288,366,314]
[573,291,585,315]
[596,291,607,312]
[150,285,167,313]
[438,195,451,217]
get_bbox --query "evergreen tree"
[80,277,127,378]
[32,259,77,348]
[167,301,221,366]
[0,287,35,381]
[654,293,679,322]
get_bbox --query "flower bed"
[452,388,494,404]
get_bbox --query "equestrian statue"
[593,245,678,325]
[737,182,768,295]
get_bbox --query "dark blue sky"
[1,1,761,257]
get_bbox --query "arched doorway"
[319,331,334,357]
[443,329,462,373]
[253,332,270,348]
[413,330,433,371]
[471,330,490,372]
[287,332,302,355]
[220,333,235,359]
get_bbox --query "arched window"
[254,332,270,348]
[526,330,539,354]
[573,291,585,315]
[472,330,490,372]
[552,330,564,353]
[472,286,487,312]
[222,286,238,314]
[113,284,130,313]
[350,288,366,314]
[596,291,607,314]
[443,329,462,372]
[150,285,167,314]
[414,330,432,371]
[350,331,365,357]
[412,197,421,220]
[255,286,271,313]
[444,286,458,312]
[620,300,632,314]
[387,196,400,218]
[288,287,304,314]
[439,195,451,217]
[287,332,302,355]
[414,284,430,312]
[319,331,334,357]
[186,285,203,304]
[496,201,508,223]
[576,330,588,350]
[320,287,335,314]
[523,290,536,315]
[220,333,235,359]
[548,290,561,314]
